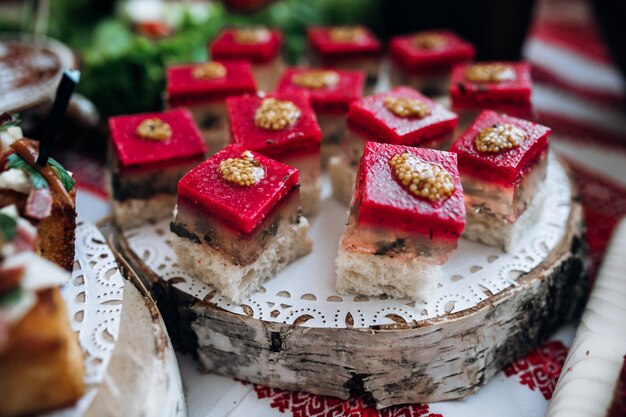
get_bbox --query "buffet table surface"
[74,7,626,416]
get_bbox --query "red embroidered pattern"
[566,159,626,280]
[504,340,569,400]
[253,385,442,417]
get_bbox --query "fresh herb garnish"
[0,213,17,243]
[0,286,23,307]
[6,153,49,190]
[0,113,20,132]
[48,157,75,192]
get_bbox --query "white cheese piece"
[0,168,32,194]
[0,126,23,155]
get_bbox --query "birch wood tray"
[111,155,587,409]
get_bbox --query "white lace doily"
[125,155,570,329]
[47,219,125,416]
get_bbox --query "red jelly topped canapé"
[390,30,475,74]
[177,145,298,234]
[449,110,550,186]
[308,26,382,59]
[276,67,365,114]
[353,141,465,239]
[109,108,207,171]
[450,61,532,107]
[348,86,458,146]
[166,60,257,107]
[210,28,282,64]
[227,91,322,160]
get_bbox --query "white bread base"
[301,178,322,217]
[113,194,176,229]
[463,184,548,252]
[328,156,357,207]
[335,243,440,301]
[172,216,312,302]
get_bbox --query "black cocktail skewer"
[36,69,80,166]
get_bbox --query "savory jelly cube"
[276,67,365,166]
[307,26,382,92]
[209,27,284,91]
[335,141,465,299]
[450,61,533,130]
[389,30,475,96]
[171,145,312,301]
[109,108,207,227]
[329,86,458,206]
[449,110,550,224]
[166,60,256,155]
[227,91,322,215]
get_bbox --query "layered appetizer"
[209,26,283,92]
[0,114,76,271]
[166,60,256,154]
[307,26,382,92]
[450,61,533,132]
[171,145,312,302]
[0,205,84,417]
[329,86,458,206]
[227,91,322,215]
[109,108,207,228]
[276,67,365,166]
[449,110,550,250]
[335,142,465,300]
[389,30,475,96]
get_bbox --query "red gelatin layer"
[177,145,298,234]
[166,60,256,107]
[308,26,382,58]
[109,108,207,170]
[450,61,532,106]
[210,28,282,64]
[449,110,550,185]
[276,67,365,114]
[348,86,458,146]
[354,142,465,239]
[390,30,475,73]
[227,91,322,160]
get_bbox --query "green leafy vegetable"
[48,158,75,192]
[6,153,49,190]
[0,287,24,307]
[0,212,17,243]
[0,113,20,132]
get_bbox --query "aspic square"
[329,86,458,206]
[335,141,465,300]
[276,67,365,166]
[109,108,207,228]
[210,27,284,91]
[450,110,550,250]
[227,91,322,215]
[166,60,256,155]
[171,145,312,302]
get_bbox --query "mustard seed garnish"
[384,96,431,118]
[234,27,271,44]
[475,123,526,153]
[220,150,265,186]
[192,61,227,79]
[329,26,366,43]
[254,98,301,130]
[465,63,516,83]
[390,152,455,202]
[413,33,446,50]
[292,70,340,89]
[136,118,172,141]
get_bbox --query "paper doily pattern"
[125,155,570,328]
[49,219,125,416]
